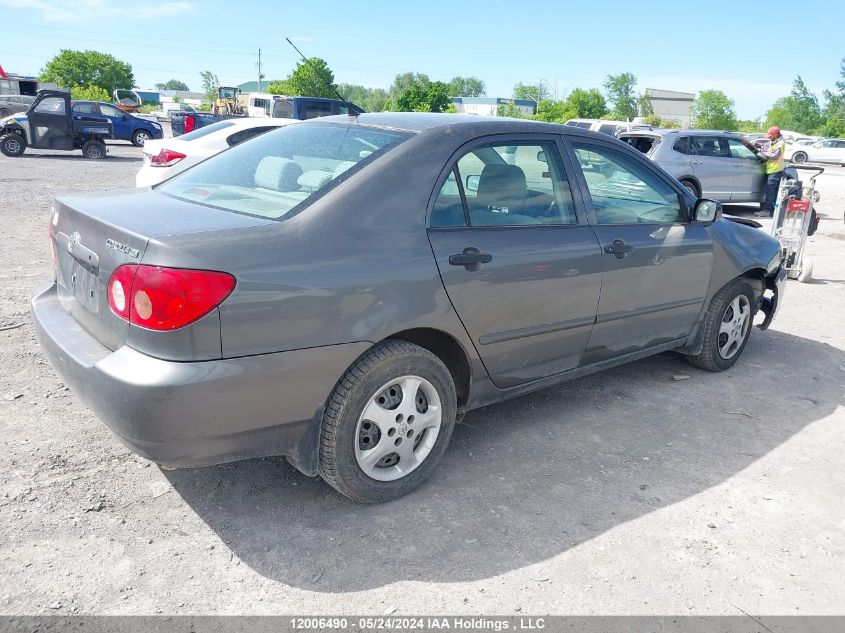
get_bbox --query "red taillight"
[150,148,186,167]
[183,114,196,133]
[107,265,236,331]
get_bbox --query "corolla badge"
[105,238,140,258]
[67,231,81,251]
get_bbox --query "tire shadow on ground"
[165,330,845,592]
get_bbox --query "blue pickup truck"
[170,96,364,136]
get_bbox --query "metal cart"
[769,165,823,283]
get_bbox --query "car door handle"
[449,249,492,270]
[604,239,634,259]
[691,160,704,165]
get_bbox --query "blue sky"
[1,0,842,119]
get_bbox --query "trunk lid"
[50,188,273,352]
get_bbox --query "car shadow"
[164,330,844,592]
[13,153,141,162]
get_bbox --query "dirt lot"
[1,143,843,616]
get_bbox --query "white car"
[786,138,845,166]
[136,117,298,187]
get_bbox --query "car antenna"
[284,37,357,118]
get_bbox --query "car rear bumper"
[32,280,370,469]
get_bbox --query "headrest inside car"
[254,157,303,192]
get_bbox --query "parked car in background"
[170,96,364,136]
[0,94,34,117]
[564,118,650,137]
[34,114,785,502]
[619,128,788,202]
[786,138,845,165]
[71,101,163,146]
[136,117,298,187]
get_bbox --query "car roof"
[619,128,743,138]
[312,112,604,137]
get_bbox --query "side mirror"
[536,150,547,162]
[694,198,721,223]
[465,175,480,192]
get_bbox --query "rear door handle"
[449,249,492,270]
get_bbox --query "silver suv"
[619,129,767,203]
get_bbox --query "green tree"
[764,76,822,134]
[389,72,430,99]
[513,81,550,103]
[69,85,111,102]
[819,58,845,137]
[337,84,390,112]
[638,93,654,117]
[533,99,574,123]
[395,81,450,112]
[40,49,133,93]
[690,89,738,130]
[448,76,485,97]
[603,72,638,120]
[496,102,528,119]
[199,71,219,102]
[563,88,608,119]
[267,58,337,98]
[155,79,189,91]
[643,113,681,129]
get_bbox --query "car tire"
[319,340,457,503]
[0,132,26,157]
[0,108,11,118]
[797,258,813,283]
[680,179,700,198]
[131,129,151,147]
[81,140,107,159]
[791,152,807,164]
[687,278,755,372]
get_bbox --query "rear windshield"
[621,135,660,154]
[178,120,236,141]
[157,122,411,220]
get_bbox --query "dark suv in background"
[619,129,770,203]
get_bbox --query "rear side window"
[598,123,619,136]
[178,120,236,141]
[622,136,660,154]
[431,141,577,228]
[672,136,691,154]
[158,123,411,220]
[226,126,277,147]
[303,101,333,119]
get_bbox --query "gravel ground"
[0,143,843,616]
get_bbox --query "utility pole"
[257,48,264,92]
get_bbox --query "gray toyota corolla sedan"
[33,113,786,502]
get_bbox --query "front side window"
[158,122,411,220]
[727,138,757,159]
[34,97,65,114]
[303,102,332,119]
[598,123,620,136]
[690,136,727,157]
[99,104,124,118]
[436,142,577,227]
[572,142,685,225]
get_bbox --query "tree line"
[34,48,845,137]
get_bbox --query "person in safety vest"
[754,126,786,217]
